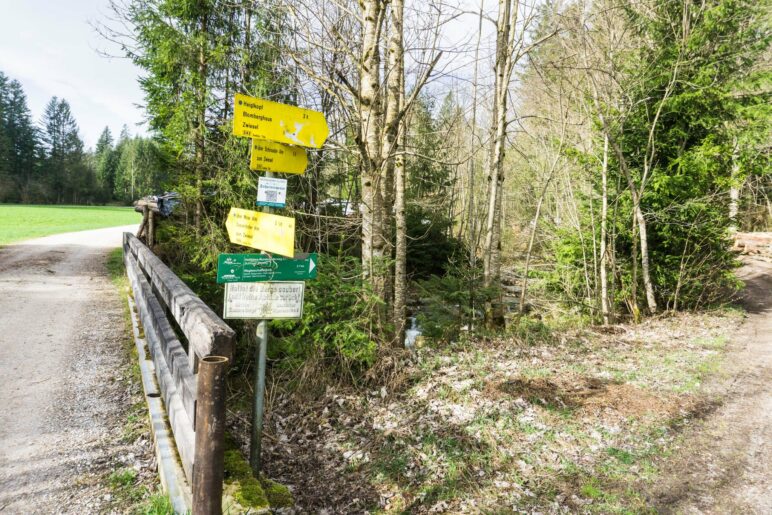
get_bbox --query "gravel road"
[0,225,139,513]
[651,257,772,513]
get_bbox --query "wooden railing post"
[148,209,155,247]
[192,356,229,515]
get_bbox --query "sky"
[0,0,510,150]
[0,0,146,149]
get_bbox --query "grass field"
[0,205,141,245]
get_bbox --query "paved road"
[0,225,137,513]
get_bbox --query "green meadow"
[0,205,140,245]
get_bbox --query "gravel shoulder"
[649,257,772,513]
[0,225,142,513]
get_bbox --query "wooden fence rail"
[123,233,235,514]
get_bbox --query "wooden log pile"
[732,232,772,257]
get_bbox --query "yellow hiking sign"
[250,139,308,174]
[233,93,328,148]
[225,207,295,257]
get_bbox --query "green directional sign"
[217,253,318,283]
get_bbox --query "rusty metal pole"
[192,355,229,515]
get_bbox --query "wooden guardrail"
[123,233,235,514]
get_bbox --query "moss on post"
[222,447,294,512]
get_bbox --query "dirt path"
[0,226,138,513]
[650,257,772,513]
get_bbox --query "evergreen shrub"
[271,254,379,378]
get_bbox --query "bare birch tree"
[482,0,555,327]
[282,0,440,342]
[481,0,517,327]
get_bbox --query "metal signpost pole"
[230,93,328,479]
[250,317,269,473]
[250,169,274,475]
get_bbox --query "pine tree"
[0,72,14,200]
[7,80,39,202]
[0,76,39,202]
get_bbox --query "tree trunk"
[381,0,405,321]
[393,85,407,348]
[194,13,208,234]
[359,0,388,332]
[600,133,610,324]
[467,0,484,330]
[603,129,658,315]
[586,66,659,315]
[518,195,543,314]
[630,211,640,322]
[482,0,517,329]
[519,146,561,314]
[385,0,406,347]
[729,136,740,231]
[635,202,657,314]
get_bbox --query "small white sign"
[256,176,288,208]
[223,281,304,319]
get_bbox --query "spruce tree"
[0,76,39,202]
[95,126,119,201]
[113,0,288,266]
[40,97,90,203]
[617,0,771,308]
[0,72,13,200]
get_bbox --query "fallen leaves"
[229,309,743,513]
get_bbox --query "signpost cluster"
[223,93,328,474]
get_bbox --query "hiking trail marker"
[233,93,329,148]
[223,282,305,319]
[250,140,307,174]
[227,91,330,476]
[256,176,287,208]
[217,253,317,283]
[225,207,295,257]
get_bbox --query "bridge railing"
[123,232,235,514]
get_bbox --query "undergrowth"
[251,307,743,512]
[269,254,380,382]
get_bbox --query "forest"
[96,0,771,506]
[94,0,769,353]
[0,72,166,205]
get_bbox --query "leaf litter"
[228,309,744,513]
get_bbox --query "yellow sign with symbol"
[233,93,329,149]
[225,207,295,257]
[250,139,308,174]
